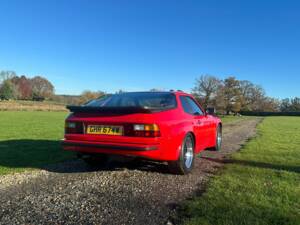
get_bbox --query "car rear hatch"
[64,106,162,146]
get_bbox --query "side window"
[180,96,192,114]
[180,96,204,115]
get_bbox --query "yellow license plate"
[86,125,123,135]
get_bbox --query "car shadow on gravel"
[0,139,173,174]
[0,139,76,172]
[106,158,171,174]
[45,157,172,174]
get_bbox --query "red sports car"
[62,91,222,174]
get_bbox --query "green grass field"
[0,111,74,175]
[181,117,300,225]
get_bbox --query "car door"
[179,96,210,152]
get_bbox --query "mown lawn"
[0,111,74,175]
[181,117,300,225]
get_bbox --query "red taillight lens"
[124,124,161,137]
[134,130,161,137]
[65,121,84,134]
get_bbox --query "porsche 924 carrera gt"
[62,91,222,174]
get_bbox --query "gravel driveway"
[0,118,261,225]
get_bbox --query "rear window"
[85,92,177,111]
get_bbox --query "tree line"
[192,75,299,114]
[1,70,299,113]
[0,71,54,101]
[0,70,106,104]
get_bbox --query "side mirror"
[206,107,216,115]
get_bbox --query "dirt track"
[0,118,261,225]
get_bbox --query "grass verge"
[181,117,300,225]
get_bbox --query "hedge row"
[240,111,300,116]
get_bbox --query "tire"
[78,153,110,168]
[212,124,222,151]
[168,133,195,175]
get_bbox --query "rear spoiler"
[66,105,153,114]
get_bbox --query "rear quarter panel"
[152,107,193,160]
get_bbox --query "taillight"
[124,124,160,137]
[65,121,83,134]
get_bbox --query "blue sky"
[0,0,299,98]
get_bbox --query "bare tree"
[215,84,226,114]
[280,98,291,112]
[290,97,300,111]
[31,76,54,100]
[239,80,266,111]
[280,97,300,112]
[0,80,15,100]
[239,80,254,110]
[11,75,33,100]
[222,77,242,114]
[248,85,266,111]
[256,97,280,112]
[192,74,221,108]
[0,70,17,83]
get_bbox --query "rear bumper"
[62,139,164,160]
[62,140,158,151]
